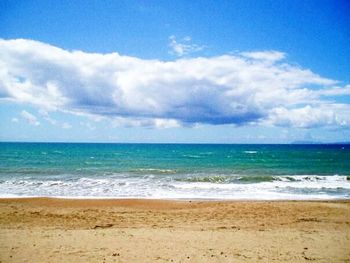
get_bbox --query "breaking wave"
[0,174,349,200]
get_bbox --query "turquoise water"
[0,142,349,199]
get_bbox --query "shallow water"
[0,142,349,199]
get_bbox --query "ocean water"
[0,142,349,200]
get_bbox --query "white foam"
[0,175,349,200]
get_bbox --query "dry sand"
[0,198,349,262]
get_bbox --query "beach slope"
[0,198,349,262]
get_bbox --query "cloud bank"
[0,38,349,129]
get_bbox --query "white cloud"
[240,51,286,61]
[169,35,204,57]
[38,110,74,129]
[112,117,180,129]
[20,110,40,126]
[266,104,350,128]
[38,110,58,125]
[11,117,18,123]
[0,38,349,129]
[44,117,57,125]
[317,85,350,96]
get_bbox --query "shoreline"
[1,198,350,262]
[1,196,349,201]
[1,196,350,201]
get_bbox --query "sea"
[0,142,349,200]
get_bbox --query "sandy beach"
[0,198,349,262]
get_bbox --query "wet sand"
[0,198,349,262]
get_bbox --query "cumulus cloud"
[169,35,204,56]
[267,104,350,128]
[20,110,40,126]
[0,38,349,129]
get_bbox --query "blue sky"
[0,0,350,143]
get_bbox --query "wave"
[244,151,258,154]
[182,154,201,158]
[237,175,276,183]
[0,174,349,200]
[176,175,229,183]
[131,168,177,174]
[176,175,282,183]
[175,175,349,184]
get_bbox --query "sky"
[0,0,350,143]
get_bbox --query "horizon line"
[1,141,349,145]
